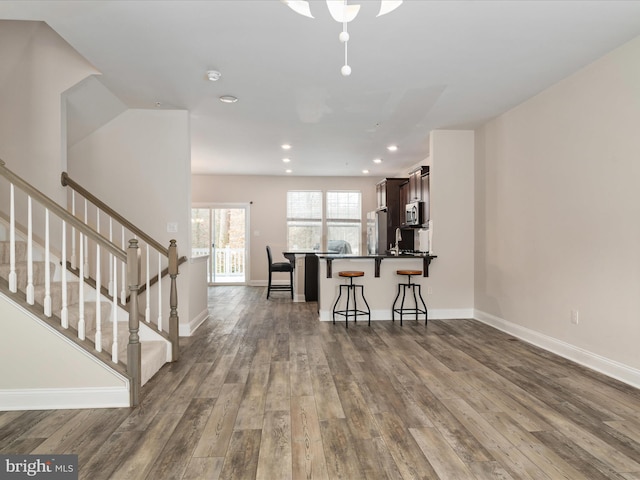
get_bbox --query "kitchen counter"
[317,254,437,321]
[283,251,331,302]
[316,253,437,278]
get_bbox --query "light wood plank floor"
[2,286,640,479]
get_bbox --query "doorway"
[191,205,249,284]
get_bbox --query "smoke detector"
[207,70,222,81]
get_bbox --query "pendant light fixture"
[283,0,403,76]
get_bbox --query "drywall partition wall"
[428,130,475,317]
[0,20,98,203]
[475,34,640,380]
[64,75,128,149]
[191,175,378,284]
[67,108,198,331]
[0,295,129,410]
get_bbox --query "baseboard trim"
[0,386,130,411]
[250,280,290,287]
[179,308,210,337]
[474,309,640,389]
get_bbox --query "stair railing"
[60,172,180,362]
[0,159,144,406]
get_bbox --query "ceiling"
[2,1,640,177]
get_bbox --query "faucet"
[391,228,402,255]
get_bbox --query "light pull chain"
[340,17,351,76]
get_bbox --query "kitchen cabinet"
[420,167,430,224]
[376,178,407,224]
[408,166,429,202]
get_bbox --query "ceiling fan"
[283,0,404,76]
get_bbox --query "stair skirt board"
[0,387,130,411]
[1,294,131,410]
[1,238,171,404]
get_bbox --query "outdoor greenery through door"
[192,206,247,284]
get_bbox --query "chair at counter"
[266,245,294,299]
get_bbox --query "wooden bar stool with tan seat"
[392,269,428,326]
[332,271,370,328]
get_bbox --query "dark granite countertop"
[316,253,434,259]
[316,253,437,277]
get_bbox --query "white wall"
[67,109,201,331]
[0,21,121,400]
[475,35,640,381]
[191,175,378,283]
[68,109,190,246]
[429,130,475,316]
[0,21,98,202]
[0,295,128,410]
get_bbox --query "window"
[287,191,322,250]
[326,191,361,254]
[287,190,362,254]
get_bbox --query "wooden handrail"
[61,171,169,257]
[62,168,181,367]
[2,159,182,406]
[133,255,187,298]
[1,159,126,262]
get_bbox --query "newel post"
[168,239,180,362]
[127,239,142,406]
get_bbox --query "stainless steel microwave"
[405,201,422,226]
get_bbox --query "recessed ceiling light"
[282,158,291,163]
[219,95,238,103]
[207,70,222,81]
[285,169,292,173]
[387,145,398,152]
[373,158,382,164]
[362,169,370,174]
[281,144,292,150]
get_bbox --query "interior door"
[191,205,248,284]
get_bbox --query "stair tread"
[1,238,169,390]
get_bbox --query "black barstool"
[392,270,428,326]
[266,246,294,299]
[332,271,370,328]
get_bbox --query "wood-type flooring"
[1,285,640,479]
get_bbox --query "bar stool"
[332,271,370,328]
[392,270,428,326]
[266,245,294,299]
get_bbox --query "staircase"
[0,159,181,408]
[0,238,169,386]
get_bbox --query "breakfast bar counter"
[317,253,436,278]
[316,253,436,322]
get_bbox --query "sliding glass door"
[191,205,248,284]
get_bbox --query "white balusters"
[157,251,162,331]
[120,228,126,304]
[70,191,77,270]
[43,209,51,317]
[61,220,68,328]
[145,245,150,323]
[83,199,89,277]
[108,217,114,296]
[78,232,85,340]
[112,256,118,363]
[95,209,102,352]
[8,184,17,292]
[26,196,34,304]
